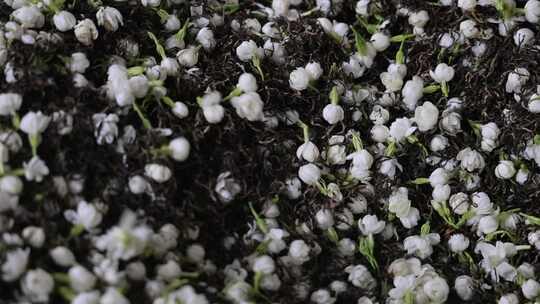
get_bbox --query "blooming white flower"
[514,28,535,46]
[298,163,320,185]
[53,10,76,32]
[430,63,455,83]
[454,275,474,300]
[237,73,258,93]
[289,67,310,91]
[21,268,54,302]
[144,163,172,183]
[74,19,98,45]
[23,156,49,182]
[2,248,29,281]
[448,234,470,253]
[296,141,319,162]
[402,76,424,110]
[358,214,385,235]
[230,92,265,121]
[92,113,119,145]
[345,265,376,290]
[49,246,76,267]
[322,104,344,125]
[525,0,540,23]
[0,93,22,116]
[414,101,439,132]
[64,200,103,231]
[215,172,241,203]
[96,6,123,32]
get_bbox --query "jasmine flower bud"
[494,160,516,179]
[21,269,54,302]
[96,6,123,32]
[423,277,449,303]
[408,10,430,28]
[439,112,462,135]
[528,230,540,250]
[253,255,275,274]
[305,62,323,81]
[72,291,101,304]
[23,156,49,182]
[156,260,181,282]
[515,167,529,184]
[380,71,404,92]
[284,177,302,199]
[499,294,519,304]
[338,238,356,256]
[176,46,199,67]
[298,163,320,185]
[414,101,439,132]
[20,111,50,135]
[129,75,149,98]
[237,73,258,93]
[389,117,416,142]
[513,28,534,46]
[168,137,190,162]
[370,125,389,143]
[477,215,498,235]
[505,67,529,93]
[196,27,216,51]
[0,93,22,116]
[358,214,385,235]
[459,20,480,38]
[289,67,310,91]
[448,233,470,253]
[529,93,540,113]
[369,105,389,125]
[454,275,474,300]
[22,226,45,248]
[310,289,335,304]
[403,233,440,259]
[322,104,344,124]
[53,11,76,32]
[432,184,451,202]
[0,175,23,195]
[402,76,424,110]
[160,57,180,76]
[68,265,96,292]
[430,63,455,83]
[215,172,241,203]
[315,209,334,229]
[525,0,540,23]
[144,163,172,183]
[49,246,75,267]
[93,113,119,145]
[230,92,264,121]
[69,52,89,73]
[101,288,129,304]
[74,19,98,46]
[345,265,376,290]
[371,32,390,51]
[263,40,287,65]
[430,134,449,152]
[458,0,476,11]
[1,248,29,281]
[522,279,540,300]
[289,240,310,265]
[12,6,44,28]
[236,40,263,62]
[296,141,319,162]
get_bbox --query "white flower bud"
[494,160,516,179]
[196,27,216,51]
[414,101,439,132]
[96,6,123,32]
[370,125,389,143]
[529,93,540,113]
[305,62,323,81]
[168,137,190,162]
[144,163,172,183]
[429,135,449,152]
[458,0,476,10]
[402,76,424,111]
[430,63,455,83]
[345,265,376,290]
[74,19,98,46]
[459,20,479,38]
[12,6,44,28]
[315,209,334,229]
[358,214,385,235]
[296,141,319,162]
[514,28,535,46]
[389,118,416,142]
[236,40,262,62]
[68,265,96,292]
[506,67,530,93]
[423,277,449,303]
[49,246,76,267]
[432,184,451,202]
[69,52,89,74]
[370,32,390,51]
[230,92,264,121]
[21,269,54,302]
[522,279,540,300]
[454,275,474,300]
[289,240,310,264]
[203,104,224,124]
[322,104,344,124]
[457,148,485,172]
[289,67,310,91]
[22,226,45,248]
[525,0,540,23]
[53,11,76,32]
[515,168,529,184]
[0,175,23,195]
[285,177,302,200]
[253,255,275,274]
[172,101,189,118]
[448,234,470,253]
[477,215,498,235]
[0,93,22,116]
[298,163,320,185]
[408,10,429,28]
[20,111,50,135]
[176,46,199,67]
[164,15,180,32]
[237,73,258,93]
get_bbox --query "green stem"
[133,102,152,130]
[251,56,265,81]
